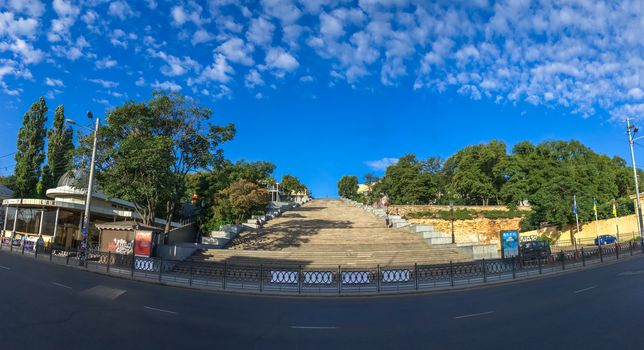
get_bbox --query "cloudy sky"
[0,0,642,197]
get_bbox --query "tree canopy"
[337,175,359,199]
[38,105,74,196]
[343,140,641,229]
[14,97,48,198]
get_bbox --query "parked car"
[520,240,551,260]
[594,235,617,246]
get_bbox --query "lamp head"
[87,111,93,119]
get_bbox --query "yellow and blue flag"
[593,198,597,214]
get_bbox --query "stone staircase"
[345,199,499,260]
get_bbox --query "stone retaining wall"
[388,204,530,218]
[407,217,523,246]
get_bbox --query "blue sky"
[0,0,643,198]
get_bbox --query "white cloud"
[147,49,201,76]
[216,38,254,66]
[88,78,119,88]
[265,47,299,72]
[192,29,215,45]
[261,0,302,24]
[365,157,398,171]
[48,0,80,42]
[108,1,135,20]
[6,0,46,17]
[198,54,234,83]
[170,3,205,27]
[45,77,64,87]
[246,16,275,47]
[151,80,182,91]
[95,57,117,69]
[0,38,44,64]
[0,12,39,38]
[245,69,264,88]
[135,77,145,86]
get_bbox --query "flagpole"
[613,199,620,242]
[573,195,580,247]
[593,198,600,241]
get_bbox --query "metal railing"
[1,239,642,296]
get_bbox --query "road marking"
[290,326,337,330]
[573,285,597,294]
[618,270,644,276]
[143,306,178,315]
[0,265,10,270]
[454,311,494,319]
[51,282,72,289]
[81,285,126,300]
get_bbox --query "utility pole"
[626,117,644,239]
[68,113,98,265]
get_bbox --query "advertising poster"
[501,230,519,258]
[134,231,152,257]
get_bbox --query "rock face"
[407,217,523,246]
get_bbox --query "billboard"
[134,231,152,257]
[500,230,519,258]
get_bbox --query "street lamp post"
[450,202,455,244]
[626,117,644,240]
[67,113,99,265]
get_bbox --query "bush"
[405,209,477,220]
[481,210,525,219]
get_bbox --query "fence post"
[131,252,135,278]
[258,264,263,292]
[10,241,12,252]
[414,263,419,290]
[560,251,565,270]
[615,242,619,260]
[511,257,516,279]
[34,245,38,259]
[298,265,302,294]
[630,241,633,256]
[538,257,542,275]
[49,247,53,262]
[338,265,342,294]
[223,262,227,290]
[599,245,603,263]
[21,243,25,255]
[106,251,111,273]
[580,247,585,266]
[377,265,381,293]
[158,257,163,282]
[482,259,487,283]
[449,261,454,287]
[189,260,194,286]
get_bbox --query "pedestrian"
[385,215,390,228]
[395,207,399,215]
[255,218,262,230]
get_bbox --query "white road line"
[51,282,72,289]
[573,285,597,294]
[0,265,10,270]
[143,306,178,315]
[290,326,337,330]
[454,311,495,319]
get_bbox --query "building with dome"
[1,170,183,249]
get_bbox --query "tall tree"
[87,91,235,231]
[337,175,359,199]
[280,174,307,197]
[383,154,441,205]
[14,97,48,198]
[38,105,74,196]
[213,180,270,224]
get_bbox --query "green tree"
[86,91,235,231]
[14,97,48,198]
[442,141,506,205]
[39,105,74,196]
[337,175,359,199]
[280,174,307,197]
[383,154,441,205]
[101,136,175,225]
[213,180,270,224]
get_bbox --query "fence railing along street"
[1,239,642,296]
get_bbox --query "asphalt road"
[1,251,643,350]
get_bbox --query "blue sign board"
[501,230,519,258]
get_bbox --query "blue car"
[594,235,617,245]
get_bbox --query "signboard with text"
[500,230,519,258]
[134,231,152,257]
